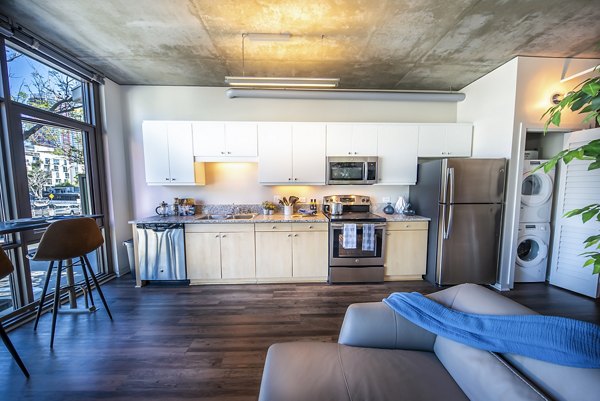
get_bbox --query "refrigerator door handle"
[445,204,454,239]
[448,167,455,204]
[441,204,449,239]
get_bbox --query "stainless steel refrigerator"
[411,158,506,286]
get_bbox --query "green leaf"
[550,112,561,127]
[582,207,600,223]
[582,80,600,97]
[571,94,591,111]
[583,258,595,267]
[589,160,600,170]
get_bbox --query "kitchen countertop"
[130,212,428,224]
[130,213,328,224]
[374,213,430,222]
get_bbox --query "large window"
[6,46,87,122]
[0,40,111,322]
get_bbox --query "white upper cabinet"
[377,124,418,185]
[292,123,326,184]
[418,124,472,157]
[142,121,197,185]
[258,123,293,184]
[258,123,326,184]
[326,123,378,156]
[193,122,257,160]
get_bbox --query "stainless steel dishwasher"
[136,223,187,281]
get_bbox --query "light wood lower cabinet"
[384,221,429,280]
[186,224,255,283]
[292,230,328,278]
[255,222,328,282]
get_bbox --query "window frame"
[0,36,113,324]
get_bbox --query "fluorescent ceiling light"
[245,33,291,41]
[225,88,466,102]
[225,76,340,88]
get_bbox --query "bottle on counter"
[173,198,180,216]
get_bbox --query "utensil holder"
[283,205,293,215]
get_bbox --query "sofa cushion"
[429,283,600,401]
[258,342,468,401]
[434,336,549,401]
[502,353,600,401]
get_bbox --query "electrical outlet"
[382,196,391,203]
[273,195,282,203]
[299,197,306,203]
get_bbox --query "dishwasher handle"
[136,223,184,232]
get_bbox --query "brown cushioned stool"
[31,217,113,348]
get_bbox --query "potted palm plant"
[539,68,600,273]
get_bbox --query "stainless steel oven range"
[323,195,387,283]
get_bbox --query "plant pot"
[262,209,274,215]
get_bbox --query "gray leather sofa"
[258,283,600,401]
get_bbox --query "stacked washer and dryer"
[515,156,555,282]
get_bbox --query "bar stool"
[32,217,113,348]
[0,248,30,377]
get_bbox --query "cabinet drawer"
[255,223,293,232]
[387,221,428,231]
[186,223,254,233]
[291,223,328,232]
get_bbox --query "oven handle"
[330,222,387,229]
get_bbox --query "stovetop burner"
[324,211,386,222]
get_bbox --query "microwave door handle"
[364,161,369,182]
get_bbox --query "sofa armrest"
[338,302,436,351]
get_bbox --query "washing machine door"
[521,172,553,207]
[516,235,548,268]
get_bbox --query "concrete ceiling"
[1,0,599,90]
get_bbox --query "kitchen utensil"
[289,196,299,205]
[282,197,289,206]
[331,202,343,215]
[155,201,170,216]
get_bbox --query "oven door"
[329,222,386,266]
[327,159,367,184]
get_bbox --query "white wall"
[120,86,457,218]
[457,58,518,158]
[101,79,132,276]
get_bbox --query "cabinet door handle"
[294,178,298,181]
[165,178,170,181]
[221,151,225,154]
[354,152,358,155]
[272,226,277,229]
[215,235,220,238]
[171,178,176,181]
[227,151,231,154]
[222,234,227,238]
[294,234,298,237]
[348,151,352,155]
[288,178,292,181]
[287,234,292,237]
[308,225,313,229]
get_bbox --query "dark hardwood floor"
[1,277,598,400]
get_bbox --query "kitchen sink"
[196,214,230,220]
[230,214,256,220]
[196,213,256,220]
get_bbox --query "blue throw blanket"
[383,292,600,368]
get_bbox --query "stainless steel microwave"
[326,157,378,185]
